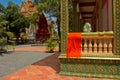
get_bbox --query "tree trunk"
[57,18,61,52]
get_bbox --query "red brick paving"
[1,46,104,80]
[15,46,58,52]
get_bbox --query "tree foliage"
[10,14,29,36]
[29,12,40,24]
[0,20,15,52]
[4,1,19,22]
[0,1,30,37]
[34,0,60,19]
[0,3,5,15]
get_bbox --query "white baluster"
[98,39,102,54]
[103,38,108,53]
[94,39,97,53]
[108,39,112,53]
[81,43,83,53]
[84,39,87,53]
[89,39,92,53]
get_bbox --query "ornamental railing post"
[60,0,69,55]
[113,0,120,55]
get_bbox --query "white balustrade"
[81,32,113,54]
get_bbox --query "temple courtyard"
[0,45,113,80]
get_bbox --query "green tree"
[29,12,40,24]
[2,1,29,38]
[4,1,19,22]
[10,14,29,37]
[0,3,15,50]
[0,3,5,15]
[0,3,5,22]
[34,0,60,19]
[0,21,15,52]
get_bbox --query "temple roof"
[27,0,32,2]
[20,0,37,17]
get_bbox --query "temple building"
[20,0,50,41]
[59,0,120,79]
[68,0,113,32]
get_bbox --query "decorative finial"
[27,0,32,2]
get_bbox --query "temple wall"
[102,2,107,31]
[108,0,113,31]
[102,0,113,31]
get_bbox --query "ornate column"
[113,0,120,55]
[60,0,69,55]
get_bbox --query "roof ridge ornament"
[27,0,32,2]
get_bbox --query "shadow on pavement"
[32,51,60,73]
[0,51,14,56]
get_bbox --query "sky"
[0,0,23,7]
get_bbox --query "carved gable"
[20,0,37,17]
[21,6,26,12]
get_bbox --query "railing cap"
[82,31,113,36]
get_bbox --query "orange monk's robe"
[67,33,82,58]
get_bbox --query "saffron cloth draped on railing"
[67,33,82,58]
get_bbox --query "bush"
[46,38,57,53]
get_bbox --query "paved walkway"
[0,52,53,78]
[1,45,112,80]
[14,44,55,52]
